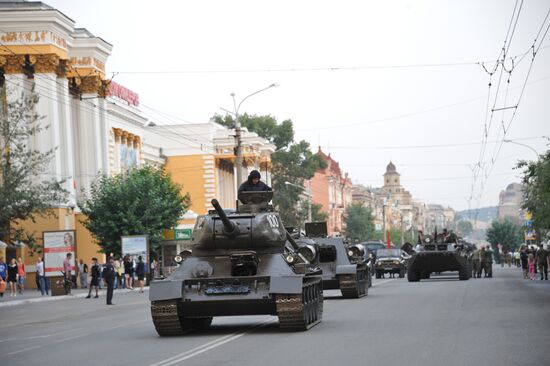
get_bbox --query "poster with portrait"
[43,230,76,277]
[121,235,148,273]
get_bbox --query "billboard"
[43,230,76,277]
[121,235,148,273]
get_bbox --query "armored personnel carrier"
[149,191,323,335]
[407,234,472,282]
[295,222,369,298]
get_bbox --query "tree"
[344,203,375,242]
[211,113,326,228]
[0,86,67,248]
[456,220,473,237]
[517,148,550,233]
[486,219,523,251]
[79,166,190,256]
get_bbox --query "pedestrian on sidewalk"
[86,258,100,299]
[103,257,116,305]
[535,244,548,280]
[7,258,18,297]
[78,259,88,289]
[36,257,48,296]
[0,257,7,298]
[17,257,25,294]
[63,253,72,294]
[114,258,122,289]
[136,256,145,293]
[123,255,133,290]
[528,253,536,280]
[520,246,529,279]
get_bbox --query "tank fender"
[336,264,357,275]
[269,275,303,294]
[149,280,182,301]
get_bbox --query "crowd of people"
[518,244,549,281]
[0,254,160,303]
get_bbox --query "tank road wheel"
[276,277,323,331]
[407,268,420,282]
[151,300,212,336]
[339,269,368,298]
[459,264,470,281]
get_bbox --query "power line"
[317,136,541,150]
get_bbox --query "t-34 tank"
[295,222,369,298]
[149,191,323,335]
[407,233,472,282]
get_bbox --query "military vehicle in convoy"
[373,248,409,279]
[294,222,369,298]
[149,192,324,335]
[407,233,473,282]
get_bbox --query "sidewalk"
[0,286,149,308]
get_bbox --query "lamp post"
[285,180,312,222]
[503,139,539,159]
[230,83,278,188]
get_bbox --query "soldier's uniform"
[472,249,481,278]
[482,248,493,278]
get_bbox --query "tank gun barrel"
[211,199,239,236]
[285,231,301,252]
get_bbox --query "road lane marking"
[150,317,276,366]
[0,335,51,343]
[4,345,43,356]
[53,332,91,344]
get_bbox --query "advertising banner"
[43,230,76,277]
[121,235,148,273]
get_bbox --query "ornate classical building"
[0,2,274,274]
[310,148,353,236]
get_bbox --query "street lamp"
[229,83,278,187]
[285,180,312,222]
[503,139,539,160]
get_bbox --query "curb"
[0,287,149,308]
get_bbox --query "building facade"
[497,183,523,224]
[0,2,274,278]
[310,148,352,236]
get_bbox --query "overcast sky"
[47,0,550,211]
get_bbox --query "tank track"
[275,277,323,331]
[151,300,212,336]
[339,269,368,298]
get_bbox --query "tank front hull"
[408,251,467,273]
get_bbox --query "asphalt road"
[1,266,549,366]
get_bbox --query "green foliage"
[373,228,414,246]
[212,113,294,150]
[79,166,190,256]
[485,219,523,250]
[0,86,68,244]
[456,220,473,237]
[517,148,550,232]
[344,203,375,242]
[211,113,327,228]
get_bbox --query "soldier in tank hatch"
[238,170,272,193]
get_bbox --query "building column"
[55,60,76,206]
[33,54,63,182]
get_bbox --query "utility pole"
[230,84,278,189]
